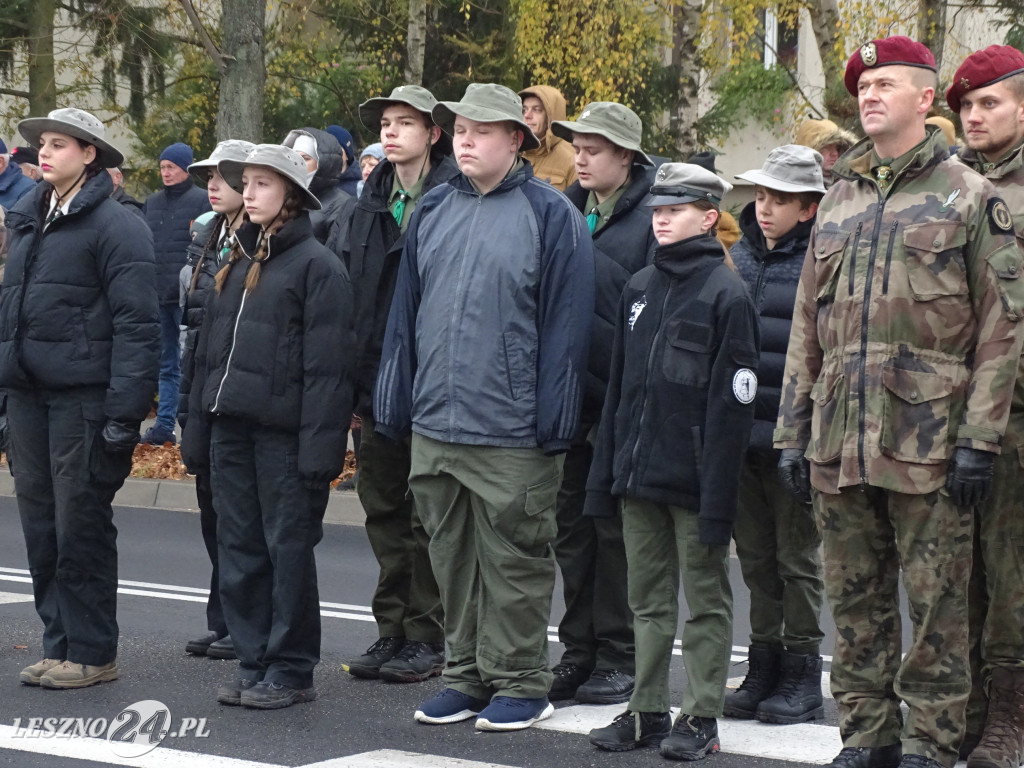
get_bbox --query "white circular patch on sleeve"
[733,368,757,404]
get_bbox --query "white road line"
[303,751,521,767]
[0,591,33,604]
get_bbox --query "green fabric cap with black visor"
[431,83,540,151]
[550,101,653,166]
[646,162,732,208]
[358,85,440,131]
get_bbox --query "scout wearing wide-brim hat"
[646,163,732,208]
[843,35,937,96]
[358,85,440,131]
[188,140,256,188]
[549,102,654,167]
[946,44,1024,113]
[218,144,322,211]
[735,144,826,194]
[431,84,541,151]
[18,107,124,168]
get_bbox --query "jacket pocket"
[812,230,848,303]
[503,331,529,401]
[662,319,714,387]
[271,335,295,396]
[808,370,845,464]
[904,222,968,300]
[879,364,954,464]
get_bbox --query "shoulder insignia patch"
[628,295,647,331]
[733,368,757,405]
[992,199,1014,232]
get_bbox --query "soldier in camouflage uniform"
[775,36,1024,768]
[947,45,1024,768]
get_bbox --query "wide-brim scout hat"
[844,36,937,96]
[735,144,826,194]
[359,85,440,131]
[432,84,540,151]
[550,102,653,166]
[218,144,321,211]
[647,163,732,207]
[188,140,256,187]
[18,107,124,168]
[946,45,1024,112]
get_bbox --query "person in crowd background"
[357,142,386,197]
[326,125,362,196]
[0,138,38,210]
[519,85,577,190]
[10,146,41,182]
[793,118,858,187]
[107,167,144,214]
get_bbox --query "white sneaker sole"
[414,708,481,725]
[475,702,554,731]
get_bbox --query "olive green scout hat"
[431,84,541,151]
[550,102,653,166]
[359,85,440,132]
[18,107,124,168]
[646,163,733,208]
[218,144,322,211]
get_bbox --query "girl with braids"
[185,144,353,709]
[177,140,254,662]
[0,108,159,688]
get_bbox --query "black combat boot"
[827,745,901,768]
[968,667,1024,768]
[756,650,824,724]
[588,710,671,751]
[723,644,781,718]
[659,714,719,761]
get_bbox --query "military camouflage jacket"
[958,141,1024,446]
[774,127,1024,495]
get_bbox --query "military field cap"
[735,144,825,194]
[646,163,732,207]
[550,102,653,166]
[844,36,937,96]
[188,140,256,187]
[218,144,321,211]
[18,107,124,167]
[359,85,440,131]
[946,45,1024,112]
[432,84,540,151]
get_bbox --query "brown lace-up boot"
[967,667,1024,768]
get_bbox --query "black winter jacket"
[346,151,459,419]
[110,186,145,219]
[184,213,354,482]
[730,202,811,451]
[0,172,160,422]
[585,234,759,545]
[297,127,357,260]
[564,165,657,425]
[143,178,211,304]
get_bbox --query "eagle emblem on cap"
[657,167,667,181]
[861,42,878,67]
[960,76,970,91]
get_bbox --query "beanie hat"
[360,143,386,162]
[0,138,7,155]
[159,142,195,173]
[325,125,356,164]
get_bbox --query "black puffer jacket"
[143,178,211,305]
[290,127,357,260]
[730,202,811,451]
[0,172,160,422]
[585,234,759,545]
[346,150,459,419]
[185,213,354,482]
[564,164,657,425]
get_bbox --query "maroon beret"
[844,36,937,96]
[946,45,1024,112]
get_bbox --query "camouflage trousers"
[814,486,972,768]
[964,422,1024,738]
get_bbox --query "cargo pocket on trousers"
[879,365,954,464]
[515,471,560,554]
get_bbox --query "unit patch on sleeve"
[732,368,757,404]
[628,296,647,331]
[990,198,1014,233]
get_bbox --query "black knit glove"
[945,447,996,507]
[101,420,141,453]
[778,448,812,503]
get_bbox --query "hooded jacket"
[0,161,36,211]
[0,171,160,422]
[374,162,595,454]
[185,213,354,481]
[287,127,357,260]
[144,177,212,304]
[584,234,759,545]
[346,148,459,419]
[520,86,578,191]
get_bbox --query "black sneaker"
[589,710,671,751]
[575,668,635,705]
[827,745,902,768]
[141,424,176,446]
[240,681,316,709]
[896,757,943,768]
[379,641,445,683]
[216,677,259,706]
[346,636,405,679]
[548,662,591,701]
[659,714,720,761]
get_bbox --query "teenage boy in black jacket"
[585,163,758,760]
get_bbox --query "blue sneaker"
[475,696,554,731]
[414,688,489,724]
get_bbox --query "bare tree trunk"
[669,0,703,157]
[806,0,853,123]
[918,0,947,69]
[405,0,426,85]
[27,0,57,115]
[216,0,265,142]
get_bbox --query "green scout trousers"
[356,417,442,644]
[735,447,824,654]
[408,433,563,700]
[621,498,733,716]
[814,486,971,768]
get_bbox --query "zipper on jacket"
[857,193,886,483]
[881,220,898,295]
[447,196,482,436]
[211,289,248,413]
[627,284,672,492]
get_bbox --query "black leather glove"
[101,420,141,453]
[945,447,996,507]
[778,448,812,503]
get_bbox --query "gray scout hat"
[432,83,541,151]
[646,163,733,207]
[18,107,124,167]
[359,85,439,131]
[735,144,826,194]
[549,102,653,166]
[188,140,256,187]
[218,144,322,211]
